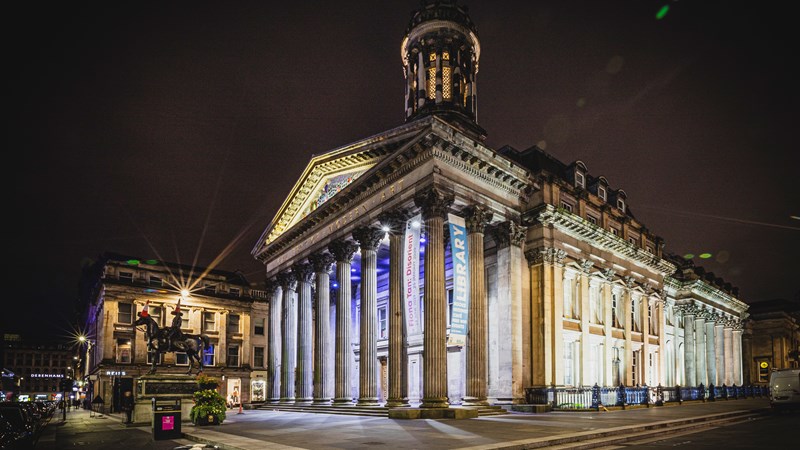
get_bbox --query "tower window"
[442,51,450,60]
[442,66,452,100]
[427,67,436,100]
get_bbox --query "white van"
[769,368,800,409]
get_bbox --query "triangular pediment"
[255,121,430,249]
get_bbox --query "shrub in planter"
[190,376,226,425]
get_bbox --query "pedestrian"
[121,390,134,424]
[232,388,239,406]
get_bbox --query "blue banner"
[447,214,470,346]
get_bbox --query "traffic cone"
[138,300,150,317]
[238,402,243,414]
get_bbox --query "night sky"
[7,1,798,341]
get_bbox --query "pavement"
[31,398,773,450]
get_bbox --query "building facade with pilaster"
[78,253,268,413]
[250,0,748,408]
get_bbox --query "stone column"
[602,271,615,386]
[293,263,314,404]
[267,279,282,404]
[694,313,706,385]
[491,219,526,402]
[723,321,733,385]
[278,271,298,403]
[353,226,385,406]
[714,319,725,386]
[462,205,492,405]
[378,210,411,408]
[578,261,593,386]
[414,187,453,408]
[683,306,696,386]
[309,252,335,405]
[705,315,716,387]
[732,323,743,385]
[329,239,358,404]
[622,277,635,386]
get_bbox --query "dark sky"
[7,1,798,341]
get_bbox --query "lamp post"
[78,335,96,413]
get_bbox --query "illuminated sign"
[31,374,64,378]
[104,371,127,376]
[760,362,769,369]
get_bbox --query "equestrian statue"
[134,298,210,375]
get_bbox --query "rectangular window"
[646,246,654,254]
[203,312,216,332]
[227,345,240,367]
[378,306,388,340]
[204,284,216,294]
[180,313,190,330]
[147,351,161,365]
[446,289,454,328]
[254,318,265,336]
[560,201,573,213]
[202,344,216,367]
[117,303,133,324]
[150,306,163,327]
[229,287,240,296]
[575,172,585,188]
[119,271,133,282]
[442,66,452,100]
[175,352,188,366]
[628,237,638,246]
[617,199,626,212]
[612,293,619,327]
[587,215,597,225]
[564,341,574,386]
[598,186,607,201]
[253,346,265,368]
[149,275,163,287]
[610,227,619,236]
[116,339,132,364]
[227,314,240,333]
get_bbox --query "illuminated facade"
[1,334,73,401]
[78,253,268,413]
[742,298,800,384]
[251,1,749,408]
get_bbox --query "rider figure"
[167,298,185,351]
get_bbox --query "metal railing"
[523,383,769,411]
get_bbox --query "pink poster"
[162,415,174,431]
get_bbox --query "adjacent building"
[742,298,800,385]
[77,253,268,412]
[1,333,74,401]
[250,0,749,409]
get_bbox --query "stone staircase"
[256,403,508,418]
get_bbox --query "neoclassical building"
[78,252,268,413]
[250,0,749,408]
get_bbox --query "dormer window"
[598,186,607,201]
[575,171,585,188]
[617,198,626,212]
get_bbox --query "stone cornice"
[525,204,676,276]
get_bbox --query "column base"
[462,397,489,406]
[356,398,380,407]
[279,398,296,405]
[295,398,313,405]
[420,398,450,409]
[332,398,354,405]
[385,400,411,408]
[312,399,332,405]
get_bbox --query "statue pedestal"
[133,374,196,424]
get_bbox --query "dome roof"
[405,0,478,37]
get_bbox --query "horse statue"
[134,300,210,375]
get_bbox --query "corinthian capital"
[492,220,526,249]
[463,204,493,234]
[414,186,454,220]
[292,262,315,284]
[378,209,411,237]
[353,226,385,252]
[277,271,298,291]
[308,252,335,274]
[328,239,358,263]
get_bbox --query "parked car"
[0,409,34,449]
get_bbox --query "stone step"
[256,403,508,418]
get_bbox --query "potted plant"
[190,375,226,425]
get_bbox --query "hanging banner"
[447,213,470,346]
[403,214,422,335]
